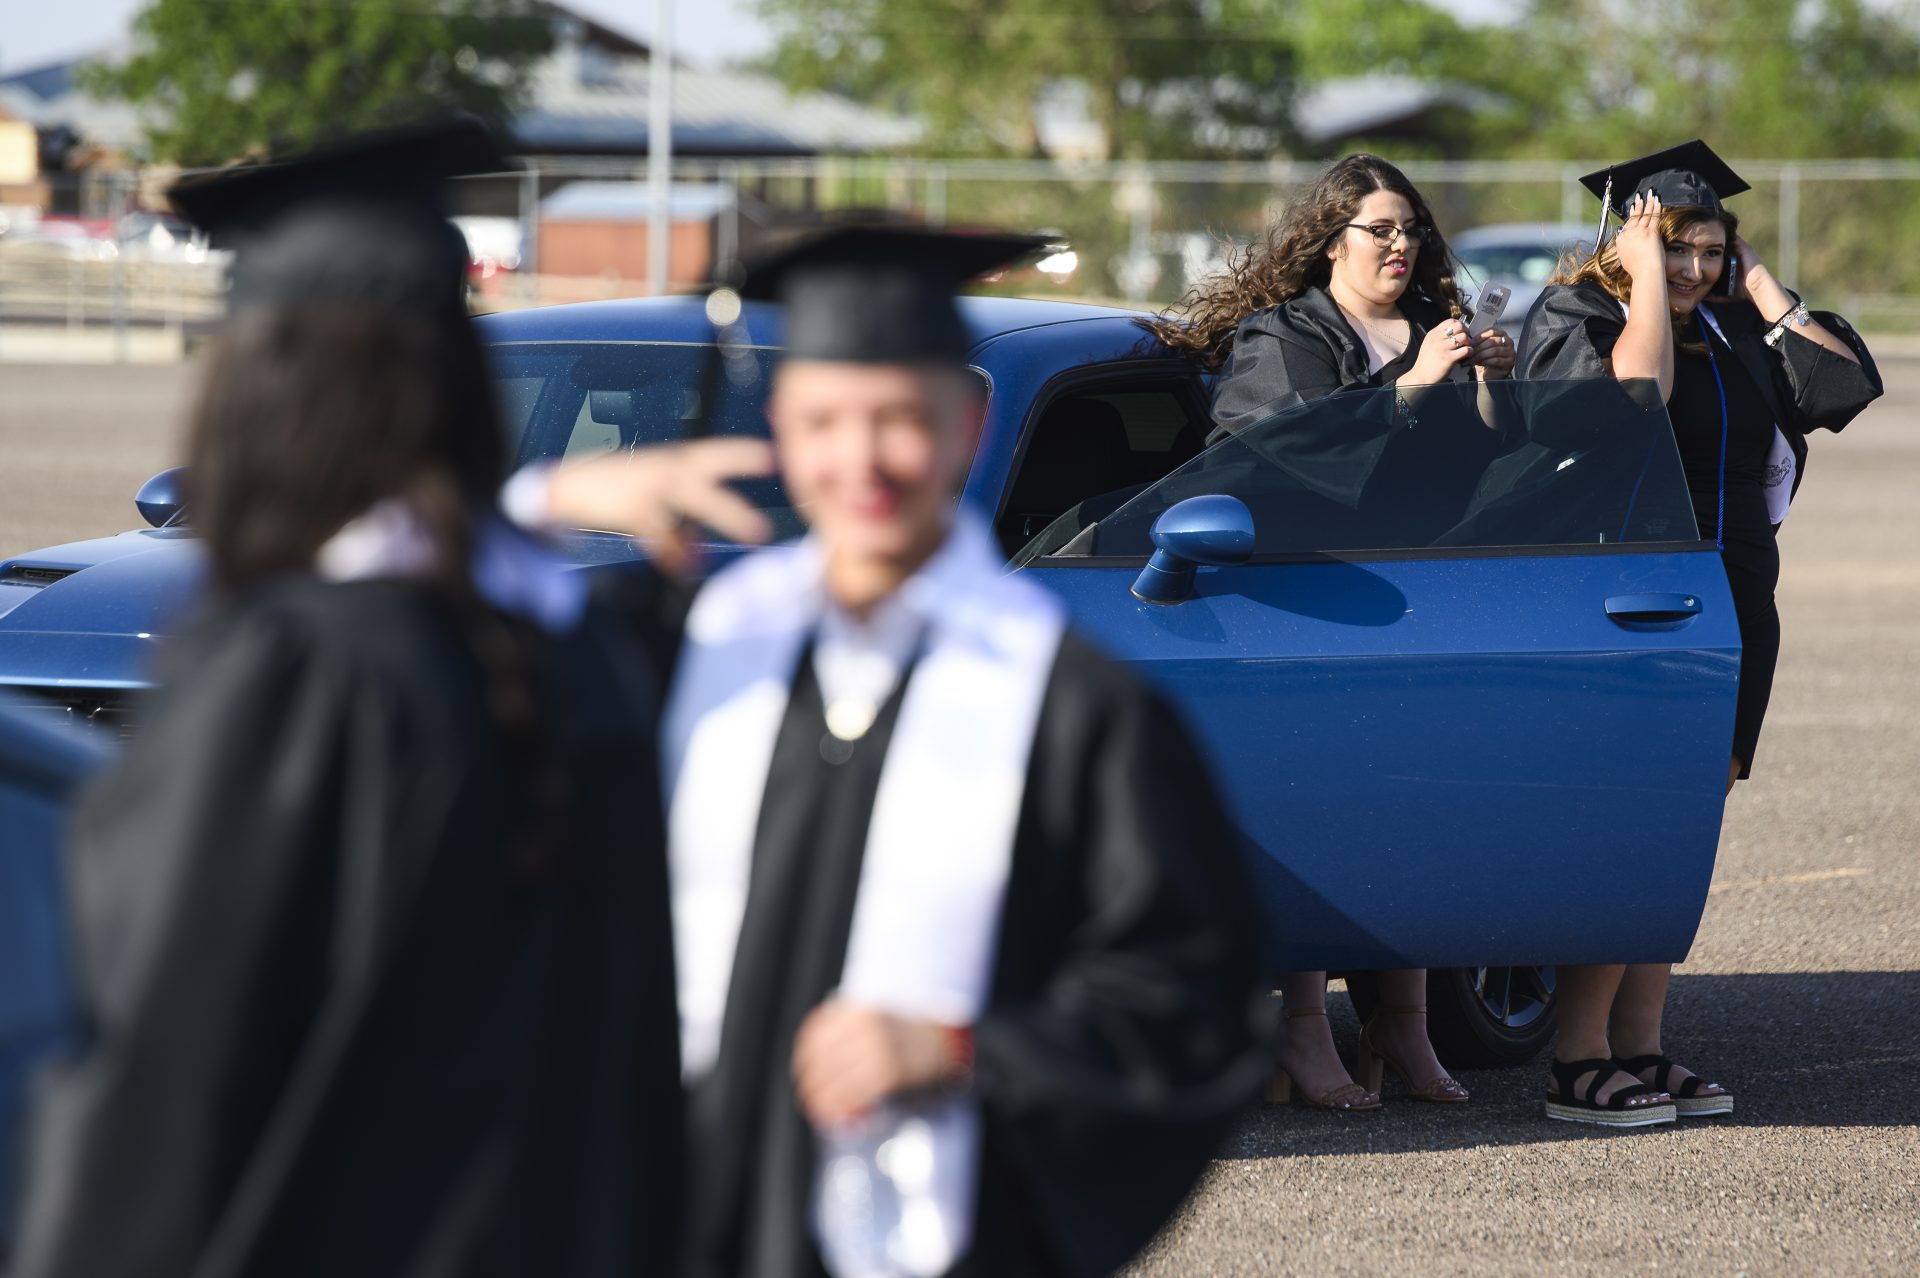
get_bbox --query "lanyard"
[1694,307,1732,551]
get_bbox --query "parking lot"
[3,355,1916,1276]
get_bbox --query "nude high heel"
[1267,1008,1382,1111]
[1356,1004,1469,1103]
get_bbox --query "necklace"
[1334,299,1407,347]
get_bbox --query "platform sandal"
[1266,1008,1382,1111]
[1543,1057,1675,1128]
[1356,1004,1469,1103]
[1614,1053,1734,1117]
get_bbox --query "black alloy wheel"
[1345,965,1557,1069]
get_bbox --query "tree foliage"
[750,0,1297,159]
[83,0,554,166]
[1497,0,1920,159]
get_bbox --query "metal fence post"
[926,164,947,228]
[1560,165,1584,227]
[519,163,541,303]
[110,171,131,362]
[1778,164,1801,289]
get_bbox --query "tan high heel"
[1267,1008,1382,1111]
[1356,1004,1469,1103]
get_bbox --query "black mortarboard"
[167,115,509,316]
[733,225,1049,363]
[1579,140,1750,245]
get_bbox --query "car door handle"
[1605,593,1703,628]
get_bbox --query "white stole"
[660,510,1067,1272]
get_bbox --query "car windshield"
[1016,378,1703,562]
[489,339,798,537]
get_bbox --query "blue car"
[0,296,1741,1098]
[0,696,107,1253]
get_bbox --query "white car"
[1451,222,1595,329]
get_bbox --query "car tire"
[1344,966,1557,1070]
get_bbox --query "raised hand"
[541,437,777,575]
[1615,192,1667,286]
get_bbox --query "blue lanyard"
[1696,311,1731,552]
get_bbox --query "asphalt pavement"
[2,356,1915,1276]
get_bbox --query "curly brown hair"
[1149,153,1464,369]
[1549,204,1738,356]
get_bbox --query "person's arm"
[1732,234,1860,365]
[502,439,776,575]
[1607,193,1676,400]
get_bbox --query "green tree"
[83,0,554,165]
[750,0,1297,159]
[1498,0,1920,159]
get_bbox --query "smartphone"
[1470,284,1511,335]
[1713,255,1738,298]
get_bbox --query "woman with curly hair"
[1154,153,1511,1112]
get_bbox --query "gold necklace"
[1335,300,1408,350]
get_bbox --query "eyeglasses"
[1343,222,1434,248]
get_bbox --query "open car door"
[1017,378,1741,980]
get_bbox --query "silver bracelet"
[1763,302,1811,347]
[1395,388,1420,428]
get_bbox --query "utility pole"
[647,0,674,296]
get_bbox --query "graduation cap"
[731,224,1050,363]
[167,115,509,316]
[1579,139,1750,248]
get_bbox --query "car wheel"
[1344,966,1557,1069]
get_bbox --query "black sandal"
[1615,1053,1734,1117]
[1544,1057,1675,1128]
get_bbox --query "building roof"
[515,42,917,157]
[1294,75,1494,149]
[0,6,915,163]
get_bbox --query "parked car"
[0,697,107,1253]
[1451,221,1596,327]
[0,296,1742,1087]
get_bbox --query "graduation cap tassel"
[1595,172,1613,250]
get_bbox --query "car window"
[1026,378,1702,560]
[997,375,1209,556]
[1458,237,1591,287]
[488,341,799,535]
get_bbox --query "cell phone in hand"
[1469,284,1511,336]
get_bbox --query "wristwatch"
[1764,302,1812,347]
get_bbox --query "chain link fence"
[9,156,1920,361]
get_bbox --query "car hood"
[0,531,204,689]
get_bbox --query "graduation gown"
[1516,279,1884,773]
[1207,285,1504,548]
[8,577,683,1278]
[655,516,1271,1278]
[1515,280,1883,506]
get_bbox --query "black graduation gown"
[1207,285,1504,547]
[1516,280,1884,773]
[673,628,1272,1278]
[1515,280,1883,504]
[8,577,683,1278]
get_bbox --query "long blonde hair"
[1551,205,1738,354]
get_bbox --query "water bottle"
[811,1102,946,1278]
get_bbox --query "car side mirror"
[1129,494,1254,604]
[135,467,187,528]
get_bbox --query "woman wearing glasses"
[1154,153,1509,1112]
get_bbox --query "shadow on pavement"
[1221,969,1920,1159]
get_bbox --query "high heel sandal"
[1266,1008,1382,1111]
[1356,1004,1470,1104]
